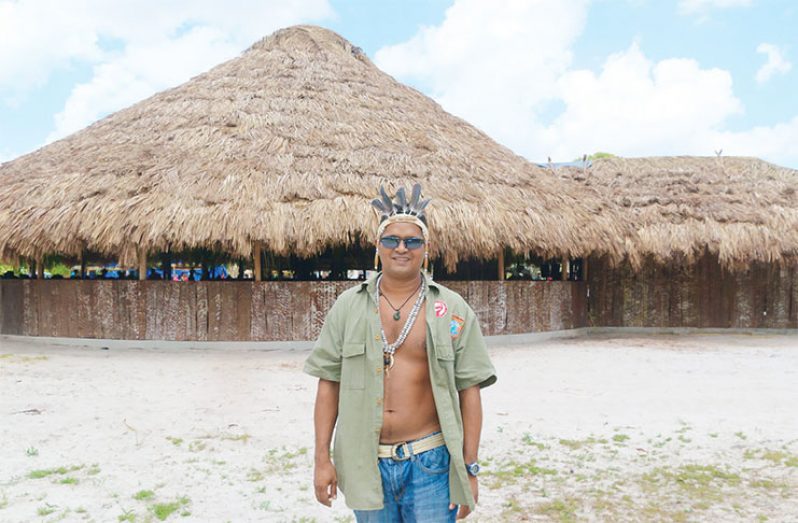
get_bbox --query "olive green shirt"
[303,272,497,511]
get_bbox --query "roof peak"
[247,25,369,63]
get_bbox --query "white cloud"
[0,0,334,142]
[47,26,241,142]
[0,0,105,92]
[376,0,589,161]
[548,43,743,159]
[712,115,798,163]
[677,0,752,15]
[755,43,792,84]
[5,0,797,168]
[375,0,798,168]
[0,0,333,93]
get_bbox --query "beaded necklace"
[374,274,426,372]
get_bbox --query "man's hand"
[449,475,478,519]
[313,459,337,507]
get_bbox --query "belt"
[377,433,446,461]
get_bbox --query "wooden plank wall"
[0,280,24,335]
[0,280,587,341]
[588,254,798,328]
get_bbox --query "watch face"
[467,463,480,476]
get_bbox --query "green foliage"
[48,262,72,277]
[187,440,206,452]
[535,497,580,523]
[744,448,798,467]
[28,465,83,479]
[133,490,155,501]
[558,437,608,450]
[571,152,617,162]
[246,469,264,482]
[521,433,547,450]
[220,433,250,443]
[482,457,557,488]
[642,464,741,502]
[588,152,616,160]
[151,497,190,521]
[151,502,180,521]
[0,264,22,276]
[0,260,71,277]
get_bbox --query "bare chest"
[379,302,427,363]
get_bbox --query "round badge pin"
[434,300,448,317]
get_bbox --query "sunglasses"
[379,236,426,250]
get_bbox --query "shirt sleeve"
[453,303,497,391]
[303,296,345,382]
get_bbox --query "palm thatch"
[0,25,626,269]
[553,156,798,268]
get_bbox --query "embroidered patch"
[450,314,465,338]
[434,300,448,318]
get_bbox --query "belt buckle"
[390,442,411,461]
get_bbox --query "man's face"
[377,222,426,280]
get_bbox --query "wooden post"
[162,251,173,281]
[80,251,87,279]
[13,257,20,275]
[497,249,505,281]
[583,258,589,282]
[36,257,45,279]
[137,246,147,281]
[253,241,263,282]
[563,259,570,281]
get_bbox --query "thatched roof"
[553,156,798,268]
[0,25,625,269]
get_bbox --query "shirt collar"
[358,271,439,295]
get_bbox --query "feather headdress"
[371,183,431,239]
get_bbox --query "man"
[304,184,496,521]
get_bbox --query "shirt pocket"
[434,335,455,363]
[341,341,366,390]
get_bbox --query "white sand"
[1,333,797,522]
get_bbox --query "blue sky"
[1,0,796,167]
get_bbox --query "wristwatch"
[465,461,480,477]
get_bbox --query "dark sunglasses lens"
[404,238,425,250]
[380,237,400,249]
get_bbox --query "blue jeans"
[354,436,457,522]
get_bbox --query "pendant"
[383,353,395,371]
[393,311,401,321]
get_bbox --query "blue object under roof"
[534,160,592,169]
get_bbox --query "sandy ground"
[1,333,797,522]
